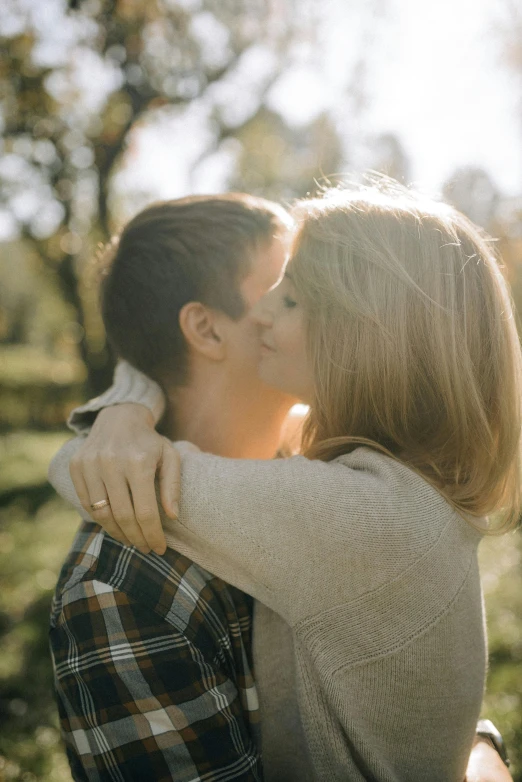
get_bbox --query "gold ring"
[91,499,110,511]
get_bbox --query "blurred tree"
[369,132,411,183]
[230,108,344,200]
[0,0,314,393]
[498,0,522,121]
[495,0,522,351]
[442,166,501,230]
[442,163,522,351]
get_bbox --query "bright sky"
[331,0,521,194]
[2,0,520,238]
[117,0,521,213]
[268,0,522,195]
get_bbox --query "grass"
[0,432,71,495]
[0,494,77,781]
[479,531,522,775]
[0,432,521,780]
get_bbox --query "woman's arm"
[50,422,448,625]
[50,432,351,618]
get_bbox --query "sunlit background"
[1,0,522,779]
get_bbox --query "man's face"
[219,235,289,393]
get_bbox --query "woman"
[50,182,520,780]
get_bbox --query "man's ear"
[178,302,227,361]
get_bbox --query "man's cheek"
[245,334,263,364]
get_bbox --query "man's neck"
[162,372,294,460]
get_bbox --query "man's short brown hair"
[100,193,291,385]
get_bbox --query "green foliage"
[0,240,87,429]
[0,0,339,393]
[0,347,85,430]
[1,0,302,240]
[0,489,77,781]
[479,532,522,777]
[0,431,69,494]
[0,242,68,347]
[231,108,344,200]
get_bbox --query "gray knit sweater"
[50,362,487,781]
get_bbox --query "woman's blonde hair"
[290,180,522,532]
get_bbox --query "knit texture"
[67,360,165,434]
[50,362,487,781]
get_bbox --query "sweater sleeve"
[162,445,460,624]
[49,432,448,623]
[67,361,166,435]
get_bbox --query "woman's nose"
[250,290,275,326]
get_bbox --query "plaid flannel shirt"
[50,521,262,782]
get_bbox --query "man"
[50,194,512,782]
[49,193,297,781]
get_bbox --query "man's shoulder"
[51,521,252,644]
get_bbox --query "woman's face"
[250,269,314,404]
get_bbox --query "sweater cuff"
[67,361,166,435]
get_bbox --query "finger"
[80,462,132,548]
[103,472,151,554]
[93,510,133,549]
[127,466,166,555]
[70,458,98,519]
[159,441,181,521]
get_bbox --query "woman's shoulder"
[333,445,448,504]
[330,444,440,500]
[293,447,482,623]
[326,446,481,550]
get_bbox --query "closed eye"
[283,295,297,308]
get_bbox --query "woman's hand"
[69,403,180,555]
[465,737,513,782]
